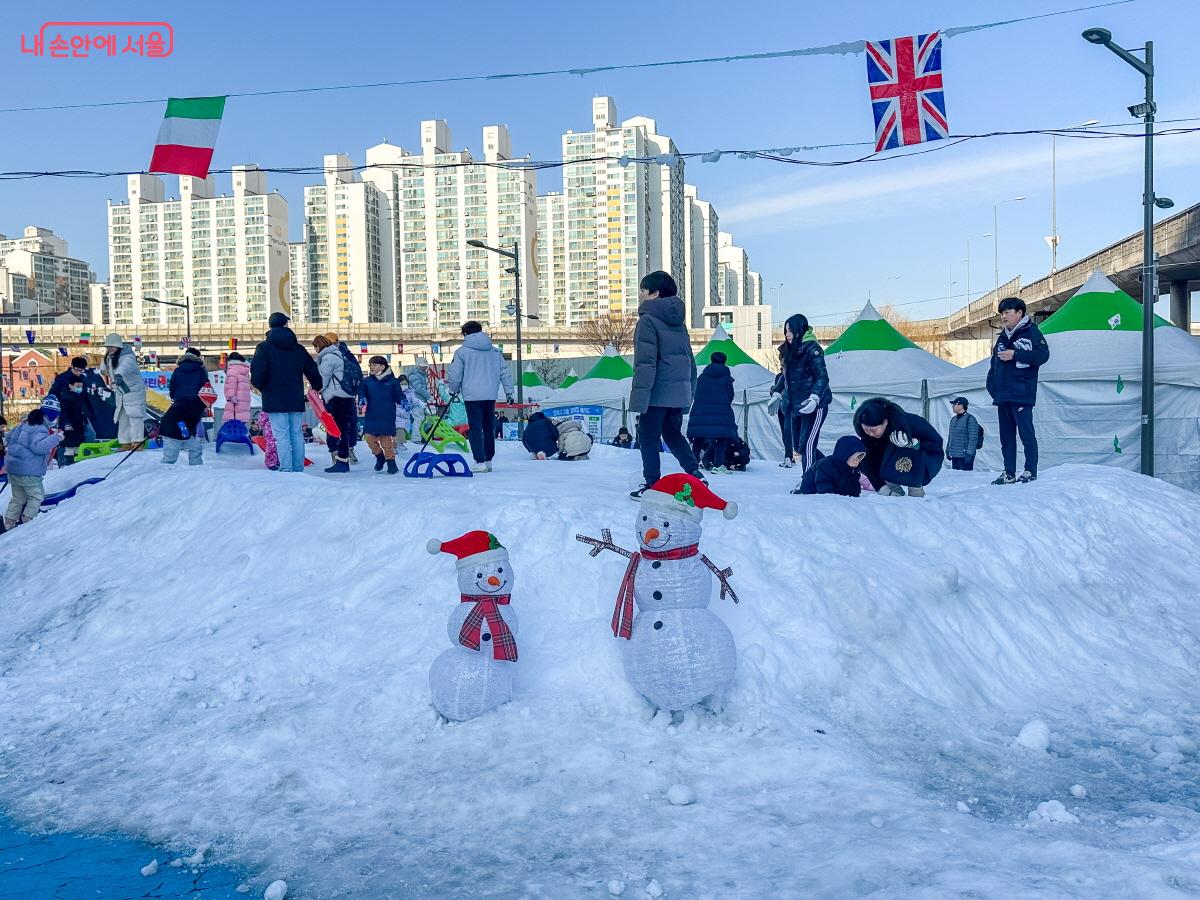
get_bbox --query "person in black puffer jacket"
[795,435,865,496]
[780,313,832,476]
[359,356,405,473]
[985,296,1050,485]
[687,352,738,470]
[169,348,213,400]
[853,397,944,497]
[250,312,323,473]
[522,410,559,459]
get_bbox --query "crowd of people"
[0,271,1050,531]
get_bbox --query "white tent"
[820,302,958,452]
[927,270,1200,490]
[540,345,635,441]
[694,326,783,457]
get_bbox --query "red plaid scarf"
[612,544,699,640]
[459,594,518,661]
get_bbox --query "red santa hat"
[640,473,738,522]
[427,530,509,570]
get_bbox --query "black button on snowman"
[578,474,741,713]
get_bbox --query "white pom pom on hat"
[426,538,442,555]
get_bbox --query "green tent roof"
[581,345,634,381]
[520,366,546,388]
[695,326,759,367]
[825,302,918,353]
[558,368,578,389]
[1041,270,1171,334]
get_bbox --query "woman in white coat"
[102,332,148,450]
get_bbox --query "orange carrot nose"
[487,576,501,587]
[644,528,660,541]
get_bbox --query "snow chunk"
[645,878,664,898]
[608,880,626,896]
[1029,800,1079,824]
[1070,784,1088,799]
[265,880,289,900]
[1014,719,1051,752]
[181,843,210,866]
[869,815,884,829]
[666,784,696,806]
[956,801,971,814]
[140,859,159,877]
[236,887,251,895]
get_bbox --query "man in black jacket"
[250,312,322,473]
[853,397,944,497]
[985,297,1050,485]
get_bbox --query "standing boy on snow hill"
[986,296,1050,485]
[447,320,514,474]
[359,355,404,474]
[250,312,322,474]
[946,397,981,471]
[628,270,702,499]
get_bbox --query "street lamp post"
[1082,26,1168,476]
[467,239,531,438]
[993,197,1026,292]
[144,295,193,351]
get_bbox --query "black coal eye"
[663,522,669,528]
[653,620,663,630]
[641,515,647,521]
[652,591,662,600]
[498,567,503,574]
[476,573,482,579]
[482,633,491,641]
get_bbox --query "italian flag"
[149,96,226,179]
[79,331,91,346]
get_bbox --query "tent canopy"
[825,302,919,353]
[1041,269,1172,335]
[581,344,635,381]
[558,368,578,389]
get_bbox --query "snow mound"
[2,448,1200,896]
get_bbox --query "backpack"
[335,344,363,395]
[976,421,986,448]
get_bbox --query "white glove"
[766,396,780,416]
[889,430,916,448]
[799,395,819,415]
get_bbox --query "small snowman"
[578,474,740,712]
[426,530,520,721]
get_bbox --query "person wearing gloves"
[522,410,560,460]
[447,320,514,473]
[223,351,253,424]
[795,435,867,497]
[159,395,206,466]
[986,296,1050,484]
[946,396,981,471]
[2,409,62,530]
[852,396,944,497]
[359,356,404,474]
[169,347,212,401]
[102,332,148,451]
[556,418,594,461]
[780,313,832,476]
[314,333,356,473]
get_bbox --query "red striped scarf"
[612,544,699,639]
[459,594,518,661]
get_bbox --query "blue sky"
[0,0,1196,326]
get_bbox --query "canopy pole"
[921,379,930,420]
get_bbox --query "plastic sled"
[307,389,341,439]
[403,452,473,479]
[419,416,469,453]
[42,477,105,508]
[215,419,255,455]
[77,439,121,461]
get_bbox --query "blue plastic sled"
[42,477,105,508]
[215,419,255,455]
[403,452,473,479]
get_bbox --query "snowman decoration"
[426,530,520,721]
[578,474,740,712]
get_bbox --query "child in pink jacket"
[223,352,253,423]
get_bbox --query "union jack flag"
[866,32,949,152]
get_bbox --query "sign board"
[502,422,519,441]
[541,404,603,441]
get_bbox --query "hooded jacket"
[447,331,514,402]
[103,346,147,422]
[160,396,207,441]
[799,435,865,496]
[556,418,593,460]
[4,421,61,477]
[317,344,354,402]
[250,326,323,413]
[985,316,1050,406]
[223,360,253,423]
[169,354,212,400]
[521,411,560,457]
[359,370,405,436]
[853,398,944,489]
[629,296,696,414]
[780,315,832,414]
[687,361,738,439]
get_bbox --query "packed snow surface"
[2,444,1200,897]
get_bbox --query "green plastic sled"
[419,416,470,453]
[77,439,122,461]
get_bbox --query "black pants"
[324,396,355,461]
[465,400,497,463]
[951,456,975,471]
[790,406,827,475]
[997,402,1038,476]
[778,412,793,459]
[637,406,698,485]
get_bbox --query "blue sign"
[541,405,604,440]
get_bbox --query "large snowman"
[426,530,520,721]
[578,474,740,712]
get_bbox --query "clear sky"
[0,0,1196,328]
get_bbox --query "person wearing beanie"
[946,397,981,471]
[2,409,62,530]
[250,311,322,472]
[223,351,253,424]
[102,332,148,451]
[780,313,832,476]
[795,435,866,496]
[159,395,207,466]
[169,346,213,402]
[629,271,704,498]
[853,396,944,497]
[57,374,89,465]
[985,296,1050,484]
[358,355,404,474]
[687,350,738,473]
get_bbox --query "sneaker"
[991,473,1017,485]
[779,459,794,469]
[879,483,906,496]
[908,485,925,498]
[471,461,492,473]
[349,449,359,463]
[536,451,547,460]
[712,466,731,475]
[1017,470,1037,483]
[630,483,650,500]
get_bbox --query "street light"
[143,295,192,351]
[993,197,1026,292]
[966,234,991,304]
[1082,26,1162,475]
[467,238,526,437]
[1047,119,1101,281]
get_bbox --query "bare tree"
[577,312,638,356]
[528,356,568,387]
[877,305,952,361]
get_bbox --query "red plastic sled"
[307,389,341,439]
